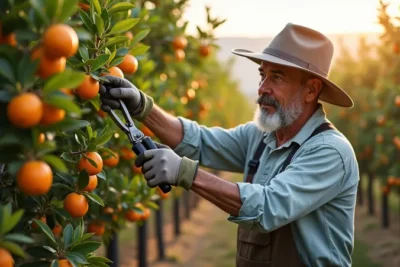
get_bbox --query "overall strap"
[246,122,335,183]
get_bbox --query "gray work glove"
[134,144,199,190]
[99,76,154,121]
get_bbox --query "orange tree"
[327,0,400,210]
[0,0,251,266]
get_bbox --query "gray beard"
[253,91,303,133]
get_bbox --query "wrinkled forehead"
[259,61,305,80]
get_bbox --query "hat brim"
[231,49,354,108]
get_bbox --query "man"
[100,23,359,267]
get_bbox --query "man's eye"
[273,75,283,81]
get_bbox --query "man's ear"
[304,78,323,103]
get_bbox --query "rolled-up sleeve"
[228,144,346,232]
[173,117,254,172]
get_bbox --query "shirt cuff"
[173,117,201,160]
[227,182,264,230]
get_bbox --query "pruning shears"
[106,99,172,194]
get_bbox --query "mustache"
[256,94,279,108]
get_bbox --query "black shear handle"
[132,138,172,194]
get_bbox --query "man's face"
[253,61,306,132]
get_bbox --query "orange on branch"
[38,133,46,144]
[88,221,105,236]
[175,49,185,62]
[141,208,151,220]
[31,47,66,78]
[395,95,400,107]
[120,147,135,160]
[43,24,78,58]
[58,259,73,267]
[78,152,103,175]
[40,103,65,125]
[102,66,124,78]
[387,176,397,186]
[7,92,43,128]
[118,55,138,74]
[125,210,142,222]
[102,151,119,167]
[31,216,46,229]
[0,248,13,267]
[172,36,187,50]
[199,44,212,57]
[0,32,17,46]
[132,164,142,174]
[75,75,99,100]
[17,161,53,196]
[52,224,62,236]
[124,31,133,40]
[376,134,384,144]
[140,125,155,137]
[82,175,98,192]
[63,193,89,218]
[78,2,90,11]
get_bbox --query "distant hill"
[215,33,381,102]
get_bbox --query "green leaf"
[130,29,150,47]
[94,13,104,36]
[63,224,74,248]
[18,53,39,87]
[108,2,134,14]
[96,132,114,146]
[2,209,24,235]
[0,90,13,102]
[50,259,59,267]
[51,183,74,191]
[30,0,50,25]
[87,256,112,263]
[83,192,104,206]
[73,224,83,242]
[70,241,101,256]
[43,70,85,94]
[91,54,110,72]
[1,241,26,258]
[144,200,159,210]
[44,0,59,21]
[97,170,106,180]
[107,18,139,36]
[43,94,81,114]
[109,57,124,67]
[0,58,15,84]
[86,125,94,139]
[130,44,150,56]
[66,252,88,265]
[60,152,77,164]
[42,154,68,172]
[101,36,129,49]
[41,118,90,132]
[79,46,89,61]
[58,0,79,22]
[26,246,56,258]
[32,219,57,247]
[79,9,93,32]
[78,169,90,190]
[4,233,34,244]
[92,0,102,14]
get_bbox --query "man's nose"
[258,78,272,95]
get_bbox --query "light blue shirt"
[173,104,359,267]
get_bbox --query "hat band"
[263,47,327,77]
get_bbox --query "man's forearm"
[142,105,183,148]
[191,169,242,216]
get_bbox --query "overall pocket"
[237,226,272,264]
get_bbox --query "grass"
[352,239,381,267]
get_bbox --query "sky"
[182,0,400,38]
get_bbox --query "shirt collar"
[263,104,327,149]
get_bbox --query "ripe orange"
[78,2,90,11]
[393,42,400,55]
[63,193,89,218]
[104,207,114,214]
[52,224,62,236]
[157,187,169,200]
[120,147,135,160]
[102,151,119,167]
[82,175,98,192]
[40,103,65,125]
[393,136,400,150]
[31,216,46,229]
[141,208,151,220]
[199,44,212,57]
[78,152,103,175]
[132,164,142,174]
[97,109,106,118]
[125,210,142,222]
[376,115,386,126]
[103,66,124,78]
[172,36,187,50]
[124,31,133,40]
[38,133,46,144]
[17,161,53,196]
[118,55,138,74]
[382,185,390,195]
[43,24,78,59]
[0,248,13,267]
[140,125,154,137]
[0,33,17,46]
[87,221,105,236]
[175,49,185,62]
[75,75,99,100]
[58,259,73,267]
[388,176,397,186]
[7,93,43,128]
[31,47,66,78]
[60,88,74,95]
[395,95,400,107]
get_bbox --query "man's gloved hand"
[134,144,199,190]
[99,76,154,121]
